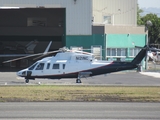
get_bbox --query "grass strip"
[0,85,160,102]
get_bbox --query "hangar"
[0,7,66,69]
[0,8,65,47]
[0,0,146,70]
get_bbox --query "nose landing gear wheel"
[25,79,29,83]
[76,79,81,83]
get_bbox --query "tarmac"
[0,71,160,86]
[0,61,160,86]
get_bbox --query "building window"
[129,48,141,57]
[27,17,47,27]
[53,64,59,69]
[107,48,127,57]
[103,16,111,24]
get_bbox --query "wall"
[66,34,106,59]
[0,8,65,36]
[106,34,146,62]
[92,0,137,26]
[105,25,146,34]
[0,0,92,35]
[106,34,146,48]
[66,35,105,48]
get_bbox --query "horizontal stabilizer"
[78,72,92,78]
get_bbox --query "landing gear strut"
[76,75,82,83]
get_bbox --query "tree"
[137,4,143,25]
[140,14,160,44]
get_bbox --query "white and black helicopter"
[3,41,159,83]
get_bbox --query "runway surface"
[0,102,160,119]
[0,71,160,86]
[0,71,160,120]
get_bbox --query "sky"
[138,0,160,8]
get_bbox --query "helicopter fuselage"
[17,51,137,83]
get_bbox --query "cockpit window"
[28,63,38,70]
[36,63,45,70]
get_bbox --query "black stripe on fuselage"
[26,61,136,80]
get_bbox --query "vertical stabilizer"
[131,46,147,65]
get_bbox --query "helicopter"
[3,41,159,83]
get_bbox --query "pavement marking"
[16,77,24,79]
[140,72,160,78]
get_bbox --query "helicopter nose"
[17,71,26,77]
[17,70,32,77]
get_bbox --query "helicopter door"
[62,64,66,74]
[46,63,50,70]
[58,63,66,74]
[52,63,60,74]
[52,63,66,74]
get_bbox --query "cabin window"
[28,63,38,70]
[63,64,65,69]
[47,63,50,69]
[35,63,44,70]
[107,48,127,57]
[53,64,59,69]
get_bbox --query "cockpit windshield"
[28,62,38,70]
[35,63,44,70]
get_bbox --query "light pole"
[145,20,152,45]
[145,20,152,70]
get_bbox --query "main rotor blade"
[3,52,45,63]
[3,41,57,63]
[33,50,60,60]
[149,48,160,52]
[3,49,62,63]
[73,50,94,55]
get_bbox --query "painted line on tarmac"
[16,77,24,79]
[140,72,160,78]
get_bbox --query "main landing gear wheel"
[25,79,29,83]
[76,79,81,83]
